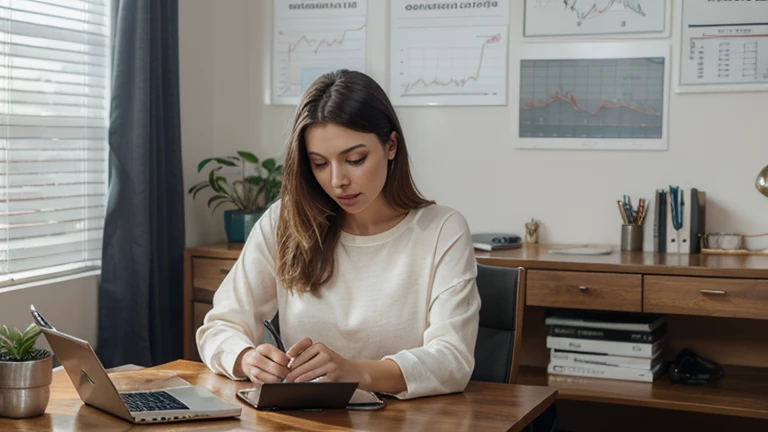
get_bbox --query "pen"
[617,200,629,224]
[263,319,286,353]
[635,199,646,225]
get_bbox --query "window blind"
[0,0,110,285]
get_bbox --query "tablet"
[237,382,384,411]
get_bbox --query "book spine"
[547,323,666,343]
[548,362,661,382]
[550,349,658,370]
[546,336,660,358]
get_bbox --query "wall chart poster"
[517,42,670,151]
[524,0,668,37]
[271,0,367,105]
[678,0,768,93]
[390,0,510,106]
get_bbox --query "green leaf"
[262,158,277,173]
[215,176,230,193]
[191,184,210,199]
[17,338,36,360]
[213,158,237,167]
[237,151,259,164]
[208,167,223,193]
[187,181,207,195]
[21,323,40,342]
[0,325,9,339]
[9,326,21,342]
[197,158,215,172]
[244,176,264,186]
[0,332,13,350]
[207,195,229,208]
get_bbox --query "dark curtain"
[97,0,184,368]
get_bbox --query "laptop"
[30,304,242,424]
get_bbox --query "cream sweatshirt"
[196,201,481,399]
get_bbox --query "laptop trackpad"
[164,386,235,411]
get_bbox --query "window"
[0,0,110,285]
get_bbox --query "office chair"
[471,263,525,384]
[472,264,557,432]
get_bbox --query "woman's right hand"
[236,344,292,384]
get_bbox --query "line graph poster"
[390,0,510,106]
[524,0,668,37]
[678,0,768,93]
[517,42,670,151]
[271,0,367,105]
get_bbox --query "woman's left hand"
[284,341,363,384]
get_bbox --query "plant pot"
[224,209,265,244]
[0,353,52,418]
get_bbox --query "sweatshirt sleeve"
[383,212,481,399]
[195,202,281,380]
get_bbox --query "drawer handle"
[700,289,727,296]
[220,268,230,275]
[577,285,589,291]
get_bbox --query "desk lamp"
[757,165,768,197]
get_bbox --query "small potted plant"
[0,323,52,418]
[188,151,284,243]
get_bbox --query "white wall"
[0,275,99,352]
[179,0,768,250]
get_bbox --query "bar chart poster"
[390,0,510,106]
[517,42,669,151]
[271,0,367,105]
[524,0,668,37]
[678,0,768,93]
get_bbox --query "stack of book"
[545,311,667,382]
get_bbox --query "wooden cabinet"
[527,270,642,312]
[644,276,768,320]
[183,244,242,361]
[476,244,768,422]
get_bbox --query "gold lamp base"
[757,165,768,198]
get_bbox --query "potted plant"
[188,151,284,243]
[0,323,52,418]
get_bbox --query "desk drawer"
[192,258,236,292]
[527,270,642,312]
[644,276,768,320]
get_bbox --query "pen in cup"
[617,200,629,224]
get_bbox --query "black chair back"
[471,264,523,383]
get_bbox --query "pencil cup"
[621,224,643,252]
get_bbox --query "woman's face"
[304,123,396,214]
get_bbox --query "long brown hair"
[276,70,433,295]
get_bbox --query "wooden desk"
[1,360,557,431]
[476,244,768,428]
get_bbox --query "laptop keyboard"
[120,391,190,412]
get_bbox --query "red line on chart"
[282,24,365,57]
[402,33,501,95]
[521,91,657,116]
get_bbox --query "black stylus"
[263,319,286,352]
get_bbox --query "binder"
[659,187,706,254]
[688,188,707,253]
[666,190,679,253]
[679,189,692,254]
[653,190,666,253]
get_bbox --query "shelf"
[518,365,768,419]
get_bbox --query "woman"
[197,69,480,400]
